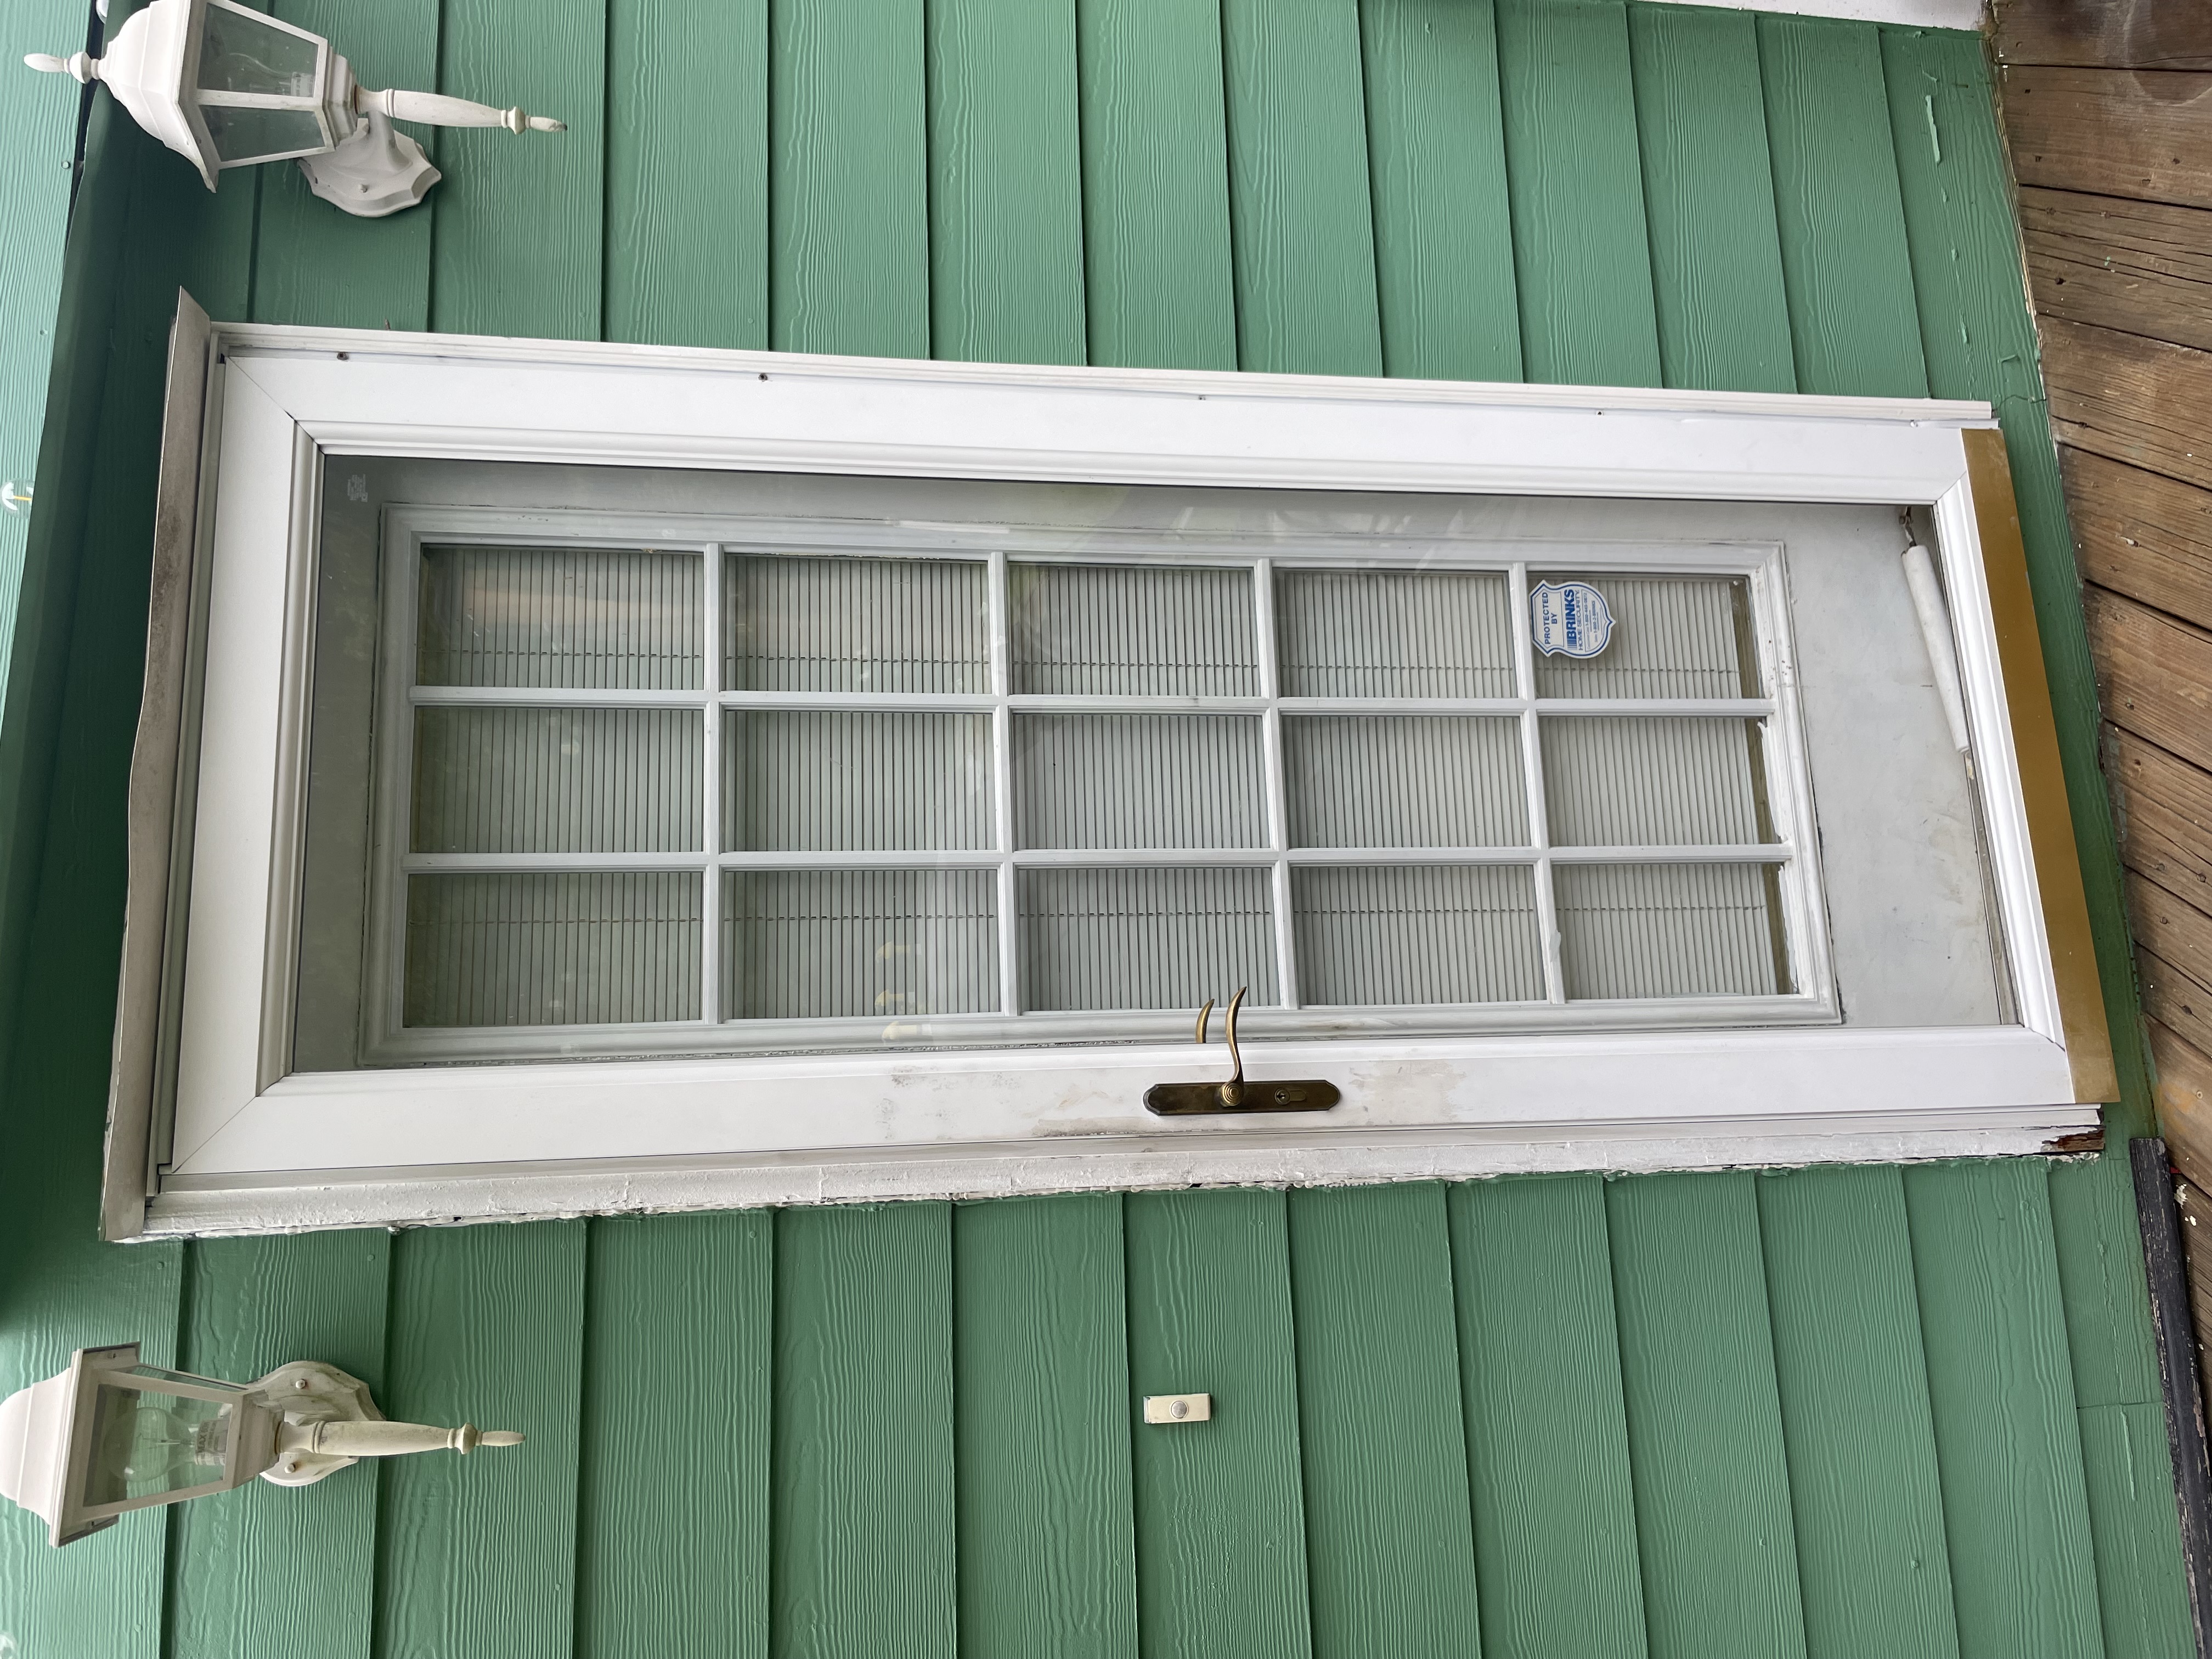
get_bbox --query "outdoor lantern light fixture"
[25,0,563,217]
[0,1342,522,1546]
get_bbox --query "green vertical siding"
[0,3,2191,1655]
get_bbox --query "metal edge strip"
[101,289,212,1243]
[1962,426,2118,1105]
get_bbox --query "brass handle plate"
[1142,988,1341,1117]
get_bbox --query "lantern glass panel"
[196,4,319,98]
[78,1369,237,1506]
[201,103,327,165]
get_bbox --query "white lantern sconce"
[0,1342,522,1547]
[25,0,563,218]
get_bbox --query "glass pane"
[1541,718,1775,847]
[727,554,987,692]
[198,3,318,97]
[1286,716,1526,848]
[82,1386,233,1506]
[1277,569,1514,698]
[1014,714,1263,850]
[1019,867,1277,1012]
[1009,562,1257,695]
[724,711,991,851]
[1555,863,1788,999]
[200,102,325,163]
[1533,574,1757,699]
[1293,866,1544,1006]
[417,546,701,689]
[413,708,703,853]
[723,870,997,1019]
[404,872,702,1026]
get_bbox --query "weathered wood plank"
[2132,868,2212,991]
[1762,15,1927,398]
[770,0,929,356]
[1996,2,2212,72]
[375,1221,587,1659]
[771,1204,956,1659]
[1624,2,1794,394]
[1754,1166,1961,1659]
[2115,770,2212,915]
[606,0,768,348]
[1449,1176,1645,1659]
[2005,65,2212,211]
[2089,586,2212,771]
[430,0,603,339]
[2045,316,2212,491]
[2155,1020,2212,1201]
[2174,1170,2212,1434]
[1073,0,1236,369]
[1124,1188,1313,1659]
[1218,0,1381,375]
[573,1212,771,1659]
[953,1195,1138,1658]
[1493,0,1661,388]
[2106,726,2212,845]
[1359,0,1522,382]
[2076,1401,2198,1659]
[2022,188,2212,351]
[256,0,435,330]
[169,1232,391,1659]
[2145,952,2212,1063]
[1288,1183,1483,1658]
[2063,449,2212,633]
[927,0,1085,365]
[1902,1160,2104,1659]
[1607,1172,1808,1659]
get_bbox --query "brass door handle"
[1144,987,1342,1117]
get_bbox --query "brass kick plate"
[1143,988,1341,1117]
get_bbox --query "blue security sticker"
[1529,580,1615,658]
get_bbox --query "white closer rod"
[1902,543,1972,755]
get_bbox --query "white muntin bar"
[1252,558,1300,1009]
[698,543,725,1028]
[988,551,1020,1017]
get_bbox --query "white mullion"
[1279,843,1790,868]
[1253,557,1298,1008]
[1510,562,1566,1005]
[989,550,1019,1016]
[700,544,724,1027]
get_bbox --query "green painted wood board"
[953,1195,1139,1658]
[771,1204,957,1658]
[1903,1161,2104,1659]
[431,0,605,340]
[1625,3,1795,394]
[1755,1166,1961,1659]
[1756,15,1927,398]
[1607,1172,1808,1659]
[1358,0,1523,382]
[167,1231,392,1659]
[574,1212,772,1658]
[2047,1153,2163,1413]
[0,0,98,689]
[1288,1184,1483,1658]
[1125,1189,1314,1659]
[2077,1401,2196,1659]
[1449,1177,1646,1659]
[1493,0,1661,387]
[1073,0,1236,369]
[1218,0,1382,376]
[255,0,436,331]
[927,0,1086,365]
[606,0,769,349]
[770,0,929,357]
[374,1222,588,1659]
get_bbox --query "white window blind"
[383,537,1802,1056]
